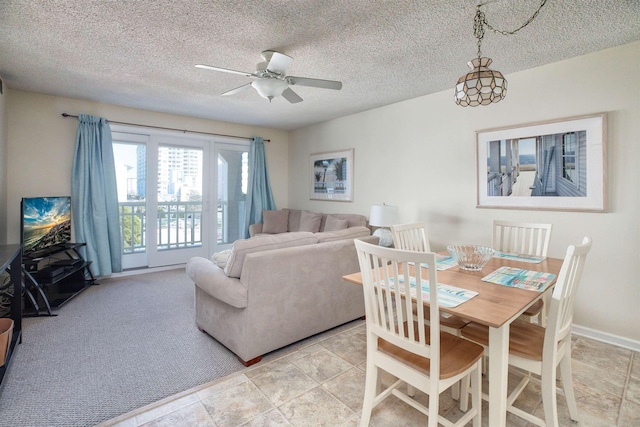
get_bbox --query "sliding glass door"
[113,132,149,269]
[112,126,248,269]
[215,144,249,249]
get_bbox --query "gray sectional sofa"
[186,209,377,365]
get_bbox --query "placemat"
[482,266,556,291]
[493,251,546,263]
[386,275,478,307]
[410,254,458,271]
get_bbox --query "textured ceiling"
[1,0,639,131]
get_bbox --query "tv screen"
[22,196,72,255]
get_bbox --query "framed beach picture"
[476,113,607,212]
[310,149,354,202]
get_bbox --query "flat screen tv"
[21,196,72,256]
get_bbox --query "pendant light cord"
[474,0,548,60]
[482,0,548,36]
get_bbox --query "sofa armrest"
[248,223,263,237]
[186,257,248,308]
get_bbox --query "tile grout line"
[243,344,348,426]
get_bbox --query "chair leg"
[472,362,482,427]
[428,391,439,427]
[559,353,579,421]
[451,381,460,400]
[541,359,560,427]
[459,374,470,412]
[407,384,416,397]
[360,362,378,427]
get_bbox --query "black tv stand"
[22,243,96,316]
[0,244,22,389]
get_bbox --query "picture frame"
[476,113,607,212]
[310,149,354,202]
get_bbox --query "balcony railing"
[119,201,203,253]
[119,201,146,254]
[157,201,203,250]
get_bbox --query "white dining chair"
[493,220,553,325]
[391,222,471,334]
[390,222,431,252]
[391,222,471,400]
[460,236,592,427]
[354,239,483,427]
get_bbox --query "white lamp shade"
[251,78,288,100]
[369,204,399,227]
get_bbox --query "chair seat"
[460,319,545,361]
[522,299,544,317]
[379,322,484,379]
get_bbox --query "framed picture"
[476,113,607,212]
[310,149,354,202]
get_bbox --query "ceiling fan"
[195,50,342,103]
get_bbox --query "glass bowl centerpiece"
[447,244,495,271]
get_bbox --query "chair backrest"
[391,222,431,252]
[493,220,552,257]
[354,239,440,369]
[544,236,592,353]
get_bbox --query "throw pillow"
[211,249,231,269]
[299,211,323,232]
[324,215,349,231]
[262,210,289,234]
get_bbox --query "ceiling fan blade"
[266,52,293,75]
[281,87,303,103]
[195,64,255,77]
[287,76,342,90]
[222,83,252,96]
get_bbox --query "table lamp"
[369,204,399,247]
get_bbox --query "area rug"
[0,268,245,427]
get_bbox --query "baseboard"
[100,264,186,279]
[572,324,640,352]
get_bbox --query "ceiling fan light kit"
[455,0,548,107]
[196,50,342,104]
[251,78,288,102]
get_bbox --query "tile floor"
[100,321,639,427]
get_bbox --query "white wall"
[289,42,640,344]
[5,91,289,245]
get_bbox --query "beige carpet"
[0,268,245,427]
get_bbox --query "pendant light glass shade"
[454,57,507,107]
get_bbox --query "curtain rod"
[61,113,270,142]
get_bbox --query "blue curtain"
[71,114,122,276]
[243,137,276,238]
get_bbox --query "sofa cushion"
[324,215,349,231]
[299,211,323,232]
[315,226,372,243]
[224,232,319,278]
[262,210,289,234]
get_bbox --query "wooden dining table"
[342,252,564,427]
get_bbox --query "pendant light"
[455,0,548,107]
